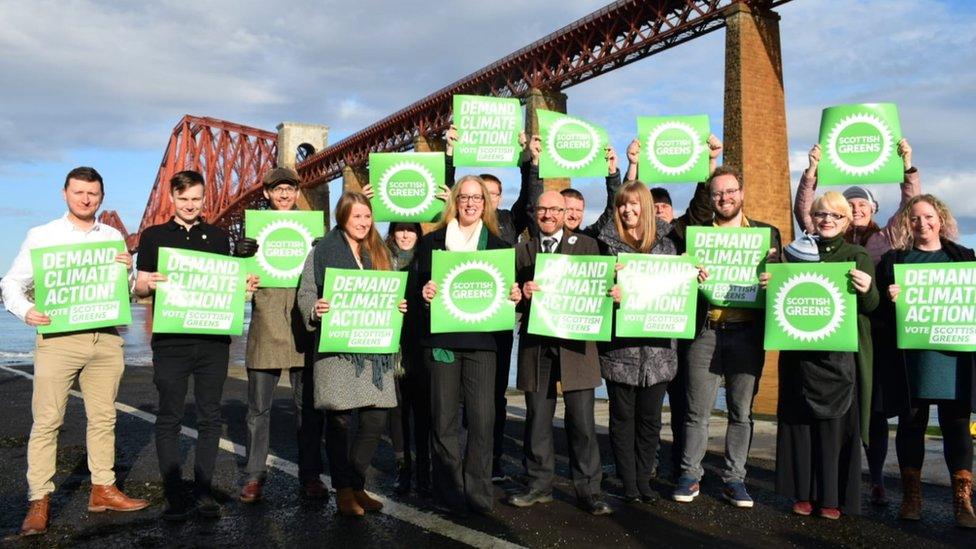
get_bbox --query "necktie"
[542,237,556,253]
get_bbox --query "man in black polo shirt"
[134,170,258,520]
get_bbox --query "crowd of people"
[2,128,974,538]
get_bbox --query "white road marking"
[0,364,525,549]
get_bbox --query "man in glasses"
[507,190,610,516]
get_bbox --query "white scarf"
[445,218,483,251]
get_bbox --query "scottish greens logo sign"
[319,269,407,354]
[764,263,857,351]
[31,241,131,334]
[894,262,976,351]
[527,254,614,341]
[637,115,710,183]
[818,103,903,185]
[538,110,609,178]
[431,249,515,333]
[153,248,246,335]
[368,152,445,222]
[686,226,770,309]
[245,210,323,287]
[615,253,698,339]
[452,95,522,167]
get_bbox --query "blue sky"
[2,0,974,272]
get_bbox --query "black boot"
[394,459,411,495]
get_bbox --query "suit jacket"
[515,230,602,392]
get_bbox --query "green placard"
[894,262,976,351]
[453,95,522,167]
[319,268,407,353]
[527,254,614,341]
[764,262,858,351]
[368,152,446,222]
[686,226,770,309]
[538,110,609,178]
[817,103,904,185]
[245,210,324,288]
[153,247,247,335]
[430,249,515,333]
[637,115,710,183]
[31,241,131,334]
[616,253,699,339]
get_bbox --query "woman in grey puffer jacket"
[597,180,679,503]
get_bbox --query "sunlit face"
[563,196,584,231]
[617,194,642,229]
[456,179,485,227]
[484,179,502,211]
[535,191,566,236]
[909,201,942,246]
[171,184,205,225]
[343,202,373,242]
[63,178,103,221]
[654,201,674,223]
[848,198,873,228]
[392,224,419,251]
[812,207,850,239]
[710,174,743,221]
[263,183,298,211]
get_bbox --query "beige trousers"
[27,330,124,500]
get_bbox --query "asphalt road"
[0,363,972,548]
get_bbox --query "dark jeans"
[326,407,388,490]
[896,400,974,473]
[666,349,689,475]
[388,350,431,478]
[607,380,668,498]
[427,348,496,512]
[494,330,514,462]
[244,367,326,483]
[152,341,229,498]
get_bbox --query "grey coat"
[515,231,602,393]
[596,218,678,387]
[244,287,309,370]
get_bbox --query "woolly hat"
[842,186,878,213]
[784,232,820,263]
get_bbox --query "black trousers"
[523,348,601,498]
[326,407,388,490]
[388,349,431,478]
[494,331,514,462]
[896,399,974,473]
[427,348,496,512]
[152,341,229,498]
[607,380,668,498]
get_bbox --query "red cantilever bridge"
[99,0,795,254]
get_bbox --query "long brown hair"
[335,191,392,271]
[436,175,500,235]
[890,194,960,251]
[613,181,657,252]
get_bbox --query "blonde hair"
[436,175,500,236]
[810,191,853,225]
[613,181,657,253]
[335,191,392,271]
[890,194,959,250]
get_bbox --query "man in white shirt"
[1,167,149,537]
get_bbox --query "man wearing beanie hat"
[237,166,329,504]
[650,187,674,223]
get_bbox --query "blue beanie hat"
[784,232,820,263]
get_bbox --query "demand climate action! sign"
[527,254,614,341]
[245,210,324,288]
[686,226,770,309]
[31,241,131,334]
[452,95,523,167]
[318,268,407,354]
[637,115,710,184]
[368,152,446,222]
[538,110,609,178]
[764,262,858,351]
[615,253,699,339]
[894,262,976,351]
[817,103,903,185]
[430,249,515,334]
[153,248,247,335]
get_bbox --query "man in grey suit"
[507,190,611,516]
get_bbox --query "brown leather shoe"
[88,484,150,513]
[337,488,365,517]
[20,496,50,537]
[353,489,383,512]
[951,469,976,529]
[240,480,263,503]
[301,479,330,500]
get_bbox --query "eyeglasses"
[269,186,297,195]
[812,211,845,221]
[535,206,565,215]
[710,188,740,200]
[457,194,485,204]
[564,207,584,215]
